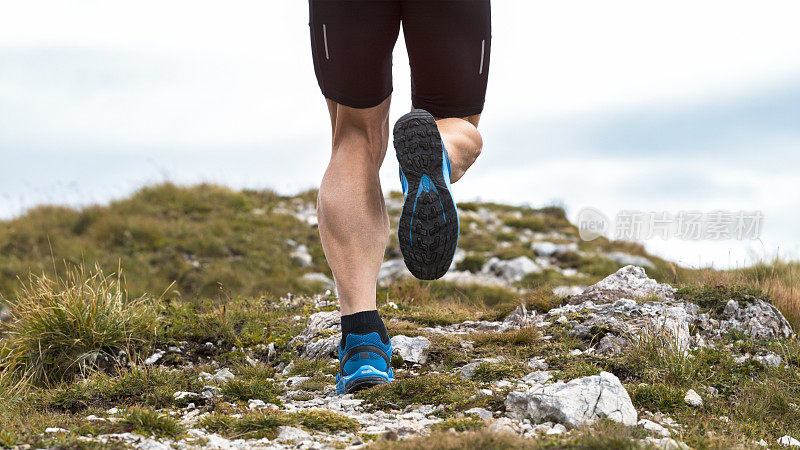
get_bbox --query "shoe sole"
[343,376,390,394]
[394,109,458,280]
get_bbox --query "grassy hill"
[1,183,797,324]
[0,183,799,448]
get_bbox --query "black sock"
[340,310,389,347]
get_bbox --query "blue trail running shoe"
[394,109,459,280]
[336,332,394,394]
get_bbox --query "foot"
[394,109,459,280]
[335,332,394,394]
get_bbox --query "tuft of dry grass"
[684,260,800,331]
[0,265,157,386]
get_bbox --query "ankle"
[340,310,389,346]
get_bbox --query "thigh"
[309,0,401,109]
[401,0,491,118]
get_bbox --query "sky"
[1,0,799,268]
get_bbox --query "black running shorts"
[308,0,491,118]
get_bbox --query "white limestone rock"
[505,371,636,428]
[391,335,431,364]
[569,265,674,305]
[684,389,702,407]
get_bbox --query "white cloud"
[1,0,799,267]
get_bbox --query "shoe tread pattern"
[394,109,458,280]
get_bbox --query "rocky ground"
[1,186,799,449]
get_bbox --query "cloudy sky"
[1,0,799,268]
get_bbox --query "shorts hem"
[323,88,393,109]
[412,101,485,118]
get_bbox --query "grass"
[623,326,700,387]
[296,409,359,433]
[0,265,157,386]
[117,407,185,438]
[0,183,325,300]
[372,421,648,449]
[431,415,485,432]
[220,365,283,404]
[198,409,358,439]
[470,361,526,383]
[355,373,478,412]
[42,366,202,412]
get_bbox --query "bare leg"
[435,114,483,183]
[317,97,392,315]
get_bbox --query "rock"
[569,265,674,305]
[173,391,198,401]
[530,241,578,256]
[144,350,165,365]
[727,300,795,340]
[199,368,235,383]
[546,423,567,435]
[396,419,425,437]
[723,299,739,316]
[527,357,549,370]
[276,425,312,443]
[486,417,517,435]
[459,362,480,380]
[605,252,654,269]
[286,376,310,388]
[248,399,267,410]
[290,245,313,267]
[594,335,625,355]
[553,285,586,297]
[502,304,536,329]
[522,371,552,384]
[201,385,221,399]
[441,269,511,287]
[482,256,542,282]
[302,272,335,290]
[778,436,800,447]
[644,437,690,450]
[289,310,341,358]
[505,371,636,428]
[305,334,341,359]
[45,428,68,433]
[377,259,412,285]
[683,389,702,407]
[391,335,431,364]
[638,419,670,436]
[753,353,782,367]
[649,306,691,351]
[465,407,493,421]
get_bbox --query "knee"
[331,115,389,168]
[468,132,483,162]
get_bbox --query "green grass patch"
[198,409,358,439]
[470,361,526,383]
[676,284,764,317]
[42,366,201,412]
[355,373,477,411]
[296,409,359,433]
[431,415,485,432]
[117,407,185,438]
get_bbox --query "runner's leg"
[317,97,391,315]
